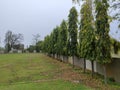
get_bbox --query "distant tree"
[27,45,36,53]
[11,33,24,47]
[95,0,111,84]
[68,7,78,68]
[4,31,12,52]
[5,43,11,53]
[42,35,50,54]
[113,40,119,54]
[110,0,120,28]
[4,30,23,52]
[33,34,40,45]
[36,41,43,53]
[111,38,120,54]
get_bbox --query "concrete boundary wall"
[68,57,73,64]
[106,58,120,82]
[62,56,68,63]
[67,56,120,82]
[73,56,84,68]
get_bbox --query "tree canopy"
[4,30,24,52]
[68,7,78,56]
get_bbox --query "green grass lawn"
[0,53,91,90]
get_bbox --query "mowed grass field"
[0,53,91,90]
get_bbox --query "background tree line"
[3,31,43,53]
[27,34,43,53]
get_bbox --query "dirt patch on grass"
[61,67,118,90]
[43,58,119,90]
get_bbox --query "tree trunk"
[66,56,68,63]
[60,55,63,62]
[53,54,55,58]
[83,58,86,73]
[65,55,68,63]
[91,60,94,78]
[72,56,75,68]
[62,55,66,63]
[58,54,61,61]
[56,54,58,59]
[59,55,62,62]
[103,64,107,84]
[58,54,60,60]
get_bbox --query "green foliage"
[42,35,52,54]
[68,7,78,56]
[79,0,96,61]
[27,45,36,52]
[5,43,11,53]
[4,30,24,53]
[59,20,68,56]
[41,20,68,57]
[53,26,61,55]
[111,38,120,54]
[95,0,111,64]
[42,26,62,56]
[36,41,43,52]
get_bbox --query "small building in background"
[10,44,24,53]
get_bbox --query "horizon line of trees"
[27,34,43,53]
[0,31,43,53]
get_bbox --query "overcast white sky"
[0,0,119,48]
[0,0,78,47]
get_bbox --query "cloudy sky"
[0,0,119,48]
[0,0,79,47]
